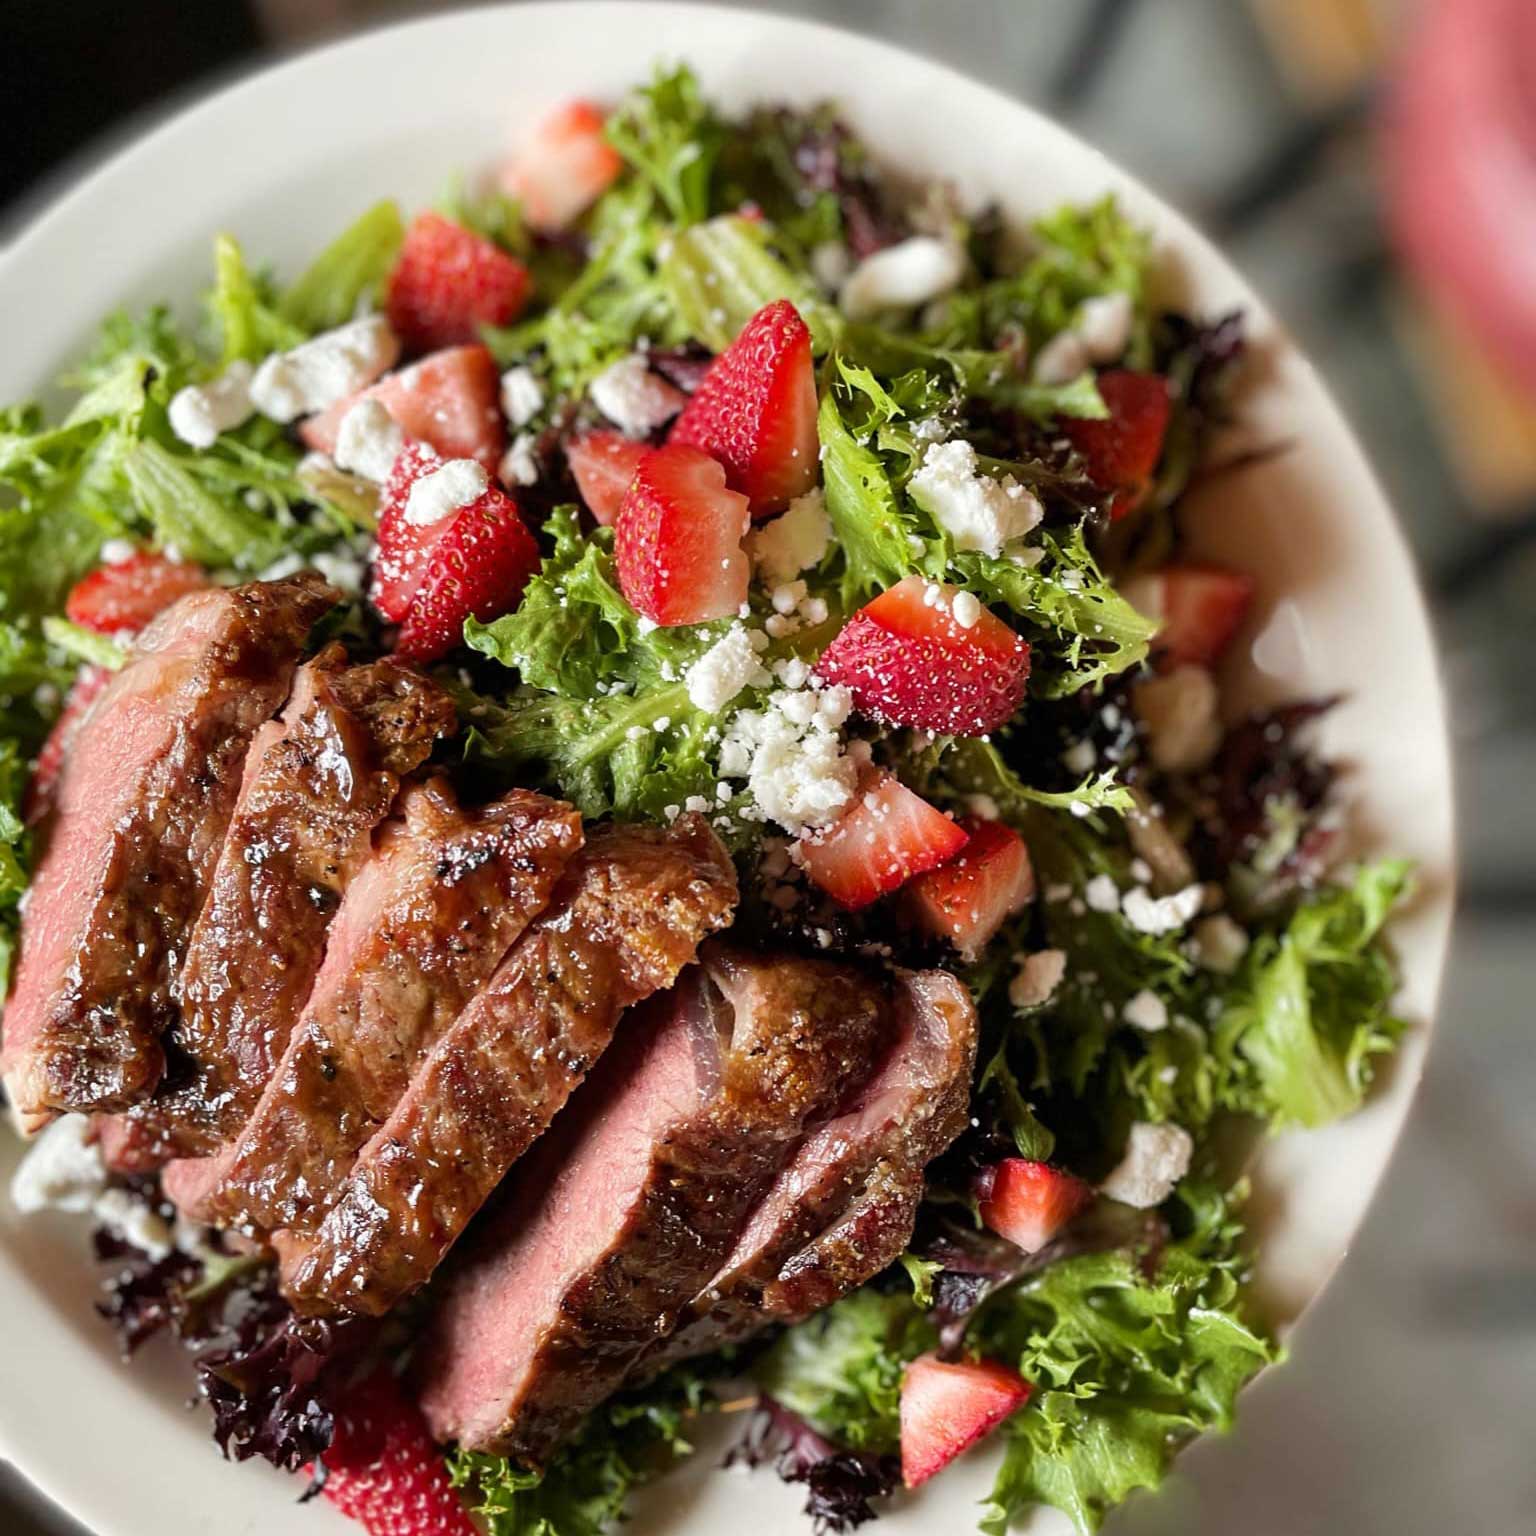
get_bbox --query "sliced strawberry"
[565,430,649,526]
[394,482,541,663]
[908,818,1035,959]
[614,444,751,625]
[64,551,207,637]
[798,771,969,911]
[370,443,453,623]
[1125,563,1255,668]
[25,666,111,825]
[301,345,505,472]
[385,212,532,355]
[814,575,1030,737]
[900,1353,1033,1489]
[975,1158,1094,1255]
[499,100,624,232]
[669,299,819,518]
[306,1373,476,1536]
[1061,369,1172,520]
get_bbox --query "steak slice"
[201,777,582,1235]
[636,967,977,1376]
[277,815,737,1317]
[108,648,455,1166]
[417,943,888,1464]
[0,574,337,1126]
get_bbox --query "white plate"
[0,6,1455,1535]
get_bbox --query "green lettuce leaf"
[279,200,405,332]
[606,64,722,227]
[208,235,306,364]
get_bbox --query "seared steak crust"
[111,649,454,1164]
[204,778,582,1235]
[0,574,336,1122]
[278,815,737,1317]
[418,943,888,1464]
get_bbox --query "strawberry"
[301,345,505,472]
[1061,369,1172,519]
[64,550,207,637]
[614,444,751,625]
[814,575,1030,737]
[386,212,532,355]
[25,665,110,825]
[394,479,541,664]
[370,443,451,623]
[499,100,624,232]
[975,1158,1094,1254]
[669,299,819,517]
[565,430,649,526]
[1124,563,1255,668]
[900,1353,1033,1489]
[797,771,969,911]
[307,1373,476,1536]
[907,818,1035,959]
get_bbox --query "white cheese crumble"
[1061,738,1097,776]
[1123,988,1169,1032]
[9,1115,106,1214]
[92,1186,173,1261]
[840,237,965,322]
[1084,874,1121,913]
[168,360,255,449]
[810,240,853,293]
[685,623,772,713]
[404,458,489,527]
[908,440,1042,558]
[1009,949,1067,1009]
[500,433,540,487]
[1100,1121,1194,1208]
[965,792,1000,821]
[499,365,545,429]
[99,538,137,566]
[1191,914,1249,974]
[1076,292,1135,363]
[333,397,405,483]
[310,541,370,596]
[249,316,400,423]
[718,684,858,836]
[1133,665,1222,773]
[1032,330,1089,385]
[1121,882,1204,937]
[951,590,982,629]
[749,489,830,582]
[589,354,686,437]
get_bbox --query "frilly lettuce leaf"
[278,200,404,333]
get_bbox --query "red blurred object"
[1384,0,1536,398]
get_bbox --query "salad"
[0,65,1409,1536]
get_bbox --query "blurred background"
[2,1,1531,1532]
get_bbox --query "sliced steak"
[200,778,582,1235]
[108,648,455,1166]
[637,967,977,1376]
[277,815,737,1317]
[0,575,336,1126]
[417,943,888,1464]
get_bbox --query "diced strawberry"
[306,1373,476,1536]
[370,443,453,623]
[25,666,111,825]
[1124,563,1255,668]
[566,431,649,526]
[900,1353,1033,1489]
[814,575,1030,737]
[301,345,505,472]
[1061,369,1173,519]
[908,818,1035,959]
[499,100,624,232]
[798,771,969,911]
[394,480,541,664]
[385,212,532,355]
[614,444,751,625]
[975,1158,1094,1255]
[669,299,819,518]
[64,550,207,638]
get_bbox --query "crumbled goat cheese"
[810,241,853,292]
[840,237,965,322]
[908,440,1042,557]
[310,542,369,596]
[258,551,308,582]
[1101,1121,1194,1208]
[686,624,771,712]
[499,365,545,428]
[167,360,255,449]
[333,396,405,482]
[1061,738,1097,776]
[404,458,488,527]
[99,538,137,566]
[1121,882,1204,937]
[92,1186,174,1261]
[589,354,686,437]
[1076,292,1135,363]
[719,685,858,836]
[1032,329,1089,385]
[748,488,830,581]
[9,1116,107,1214]
[1134,665,1222,773]
[1084,874,1121,913]
[966,793,1000,821]
[1123,988,1169,1032]
[1010,949,1067,1009]
[771,580,808,616]
[950,590,982,629]
[250,316,400,422]
[500,433,540,487]
[1191,914,1250,974]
